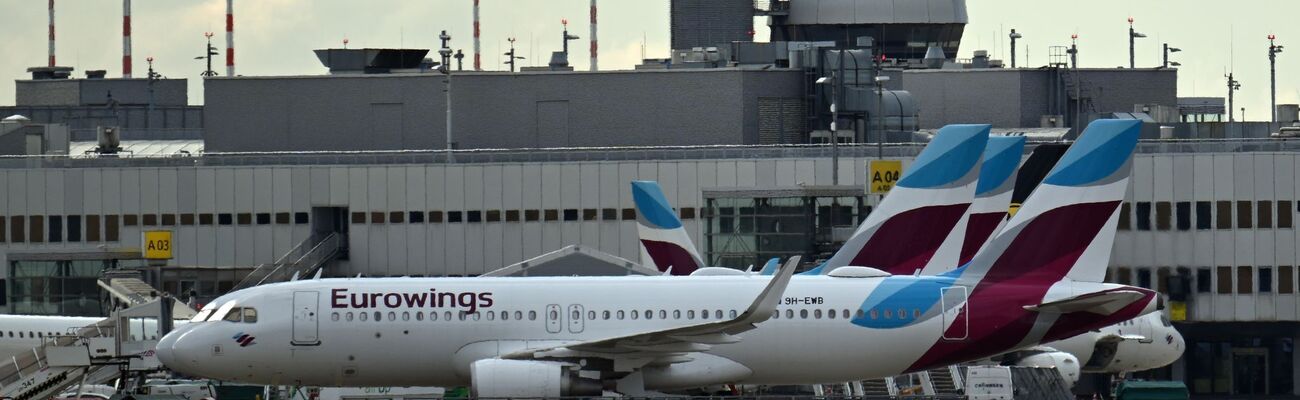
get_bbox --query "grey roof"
[69,140,204,157]
[480,245,660,277]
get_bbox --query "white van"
[965,366,1015,400]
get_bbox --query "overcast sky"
[0,0,1296,121]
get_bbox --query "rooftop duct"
[313,49,432,74]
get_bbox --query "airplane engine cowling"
[1014,352,1081,386]
[470,359,602,398]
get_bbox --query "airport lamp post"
[1128,17,1146,69]
[1269,35,1284,129]
[1226,73,1241,122]
[438,31,454,162]
[1162,44,1181,68]
[1009,29,1022,68]
[815,72,839,185]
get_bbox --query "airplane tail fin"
[632,181,705,275]
[821,124,989,275]
[959,119,1140,287]
[958,136,1026,265]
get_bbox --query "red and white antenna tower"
[226,0,235,77]
[123,0,132,78]
[48,0,55,67]
[589,0,597,71]
[473,0,481,71]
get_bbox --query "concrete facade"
[203,69,805,152]
[16,78,188,107]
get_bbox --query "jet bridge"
[0,297,190,400]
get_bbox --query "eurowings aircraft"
[156,119,1160,397]
[632,128,1182,378]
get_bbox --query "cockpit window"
[223,308,243,322]
[242,308,258,323]
[208,301,239,322]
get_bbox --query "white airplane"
[632,131,1183,382]
[156,119,1162,398]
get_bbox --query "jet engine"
[470,359,603,398]
[1014,351,1081,386]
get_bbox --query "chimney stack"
[472,0,481,71]
[589,0,597,71]
[48,0,55,67]
[122,0,131,78]
[226,0,235,76]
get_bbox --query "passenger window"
[827,309,836,319]
[430,312,439,321]
[799,309,808,319]
[844,309,851,319]
[331,312,339,322]
[359,312,368,321]
[869,309,878,320]
[459,312,467,321]
[528,311,536,321]
[416,312,424,321]
[659,310,667,319]
[700,309,709,319]
[644,310,653,320]
[375,311,383,321]
[500,311,508,321]
[346,312,354,321]
[771,310,780,319]
[403,311,411,321]
[884,309,893,319]
[602,310,610,320]
[730,310,737,319]
[550,310,559,320]
[673,310,681,319]
[898,309,906,319]
[814,309,822,319]
[784,309,793,319]
[515,311,523,320]
[631,310,639,319]
[617,310,625,320]
[243,308,258,323]
[687,310,695,319]
[223,308,242,322]
[912,309,920,319]
[588,311,596,320]
[472,313,480,321]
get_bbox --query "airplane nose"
[155,331,179,367]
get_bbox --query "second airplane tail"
[632,181,705,275]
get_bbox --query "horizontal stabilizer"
[1024,290,1148,315]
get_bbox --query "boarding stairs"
[232,232,343,291]
[859,376,897,396]
[0,299,183,400]
[926,366,964,395]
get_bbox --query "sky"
[0,0,1297,120]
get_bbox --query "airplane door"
[940,286,968,341]
[292,291,321,345]
[567,304,585,333]
[545,304,562,334]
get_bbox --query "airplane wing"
[501,257,799,367]
[1023,289,1148,315]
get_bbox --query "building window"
[1137,268,1152,289]
[199,213,214,225]
[429,211,444,223]
[67,215,82,242]
[602,208,618,220]
[10,216,26,243]
[161,214,177,225]
[47,215,62,243]
[255,213,271,225]
[29,216,43,243]
[622,208,637,220]
[236,213,252,225]
[1118,203,1132,230]
[486,210,501,222]
[1258,201,1273,229]
[0,217,5,242]
[1237,266,1253,294]
[1156,267,1171,293]
[273,212,290,224]
[178,214,194,225]
[563,209,579,221]
[217,214,233,225]
[294,212,309,224]
[1195,201,1212,230]
[143,214,158,226]
[1216,201,1233,229]
[1175,202,1191,231]
[447,211,463,223]
[1155,202,1171,231]
[680,207,696,220]
[524,210,539,222]
[1114,267,1133,285]
[1279,201,1294,229]
[1216,266,1232,294]
[105,215,119,241]
[544,210,559,221]
[1280,266,1295,294]
[1196,268,1212,293]
[389,211,404,224]
[1237,201,1253,229]
[1135,202,1152,231]
[467,211,482,223]
[85,215,100,241]
[123,215,139,226]
[505,210,520,222]
[582,209,598,221]
[408,211,425,223]
[1258,267,1273,293]
[369,212,385,224]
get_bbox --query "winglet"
[759,258,779,276]
[733,256,800,329]
[312,269,324,280]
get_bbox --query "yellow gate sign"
[143,230,174,260]
[868,160,903,194]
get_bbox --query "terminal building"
[2,0,1300,396]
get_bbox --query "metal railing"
[231,233,343,292]
[1,138,1298,169]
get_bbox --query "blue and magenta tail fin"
[820,124,990,275]
[632,181,705,276]
[957,135,1026,266]
[958,119,1141,287]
